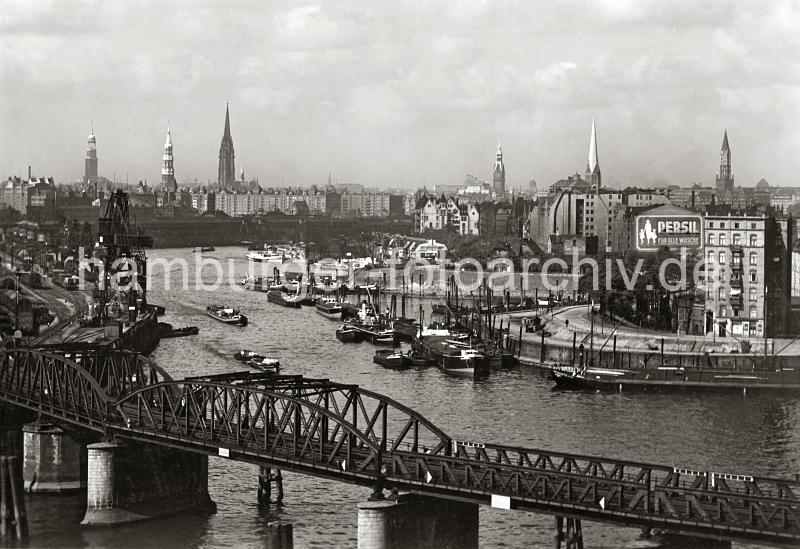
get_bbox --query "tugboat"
[373,349,411,369]
[206,305,248,326]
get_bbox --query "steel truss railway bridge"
[0,347,797,546]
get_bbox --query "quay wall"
[510,333,796,371]
[118,306,160,354]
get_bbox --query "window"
[750,234,757,246]
[720,234,726,246]
[749,306,757,318]
[719,306,727,317]
[708,251,715,263]
[721,223,726,229]
[750,252,757,265]
[709,222,715,228]
[709,234,716,245]
[719,288,726,300]
[719,252,726,264]
[751,223,756,229]
[750,270,757,282]
[749,288,757,301]
[733,234,740,245]
[734,222,740,229]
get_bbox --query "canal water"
[23,247,800,548]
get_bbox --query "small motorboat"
[335,324,362,343]
[235,350,264,362]
[207,305,248,326]
[249,357,280,373]
[373,349,411,369]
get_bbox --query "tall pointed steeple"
[585,115,601,190]
[218,103,236,188]
[588,115,598,173]
[84,123,98,184]
[492,141,506,196]
[716,129,733,191]
[162,126,177,193]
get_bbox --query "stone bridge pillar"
[22,421,85,492]
[358,493,478,549]
[81,440,215,526]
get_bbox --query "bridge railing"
[448,440,800,502]
[112,380,391,479]
[0,349,112,431]
[379,445,800,543]
[176,373,453,456]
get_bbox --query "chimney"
[27,165,31,181]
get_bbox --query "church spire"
[84,123,98,184]
[218,103,236,188]
[224,102,231,140]
[162,126,176,193]
[585,115,601,190]
[588,115,598,173]
[716,129,733,191]
[492,141,505,196]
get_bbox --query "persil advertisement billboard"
[636,214,702,250]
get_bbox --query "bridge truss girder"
[0,353,797,545]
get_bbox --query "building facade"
[703,214,765,338]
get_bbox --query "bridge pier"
[22,420,85,492]
[81,440,215,526]
[258,466,283,505]
[357,493,478,549]
[553,516,583,549]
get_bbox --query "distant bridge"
[0,348,797,546]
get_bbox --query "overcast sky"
[1,1,798,191]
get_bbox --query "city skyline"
[1,1,798,189]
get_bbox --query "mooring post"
[275,469,284,503]
[572,332,577,367]
[518,322,523,358]
[266,521,294,549]
[541,326,546,365]
[0,457,9,540]
[258,465,271,505]
[6,456,27,542]
[553,515,564,549]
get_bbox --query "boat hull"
[206,309,248,326]
[267,290,302,308]
[551,366,800,392]
[335,327,362,343]
[315,304,343,320]
[373,353,411,369]
[439,355,490,378]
